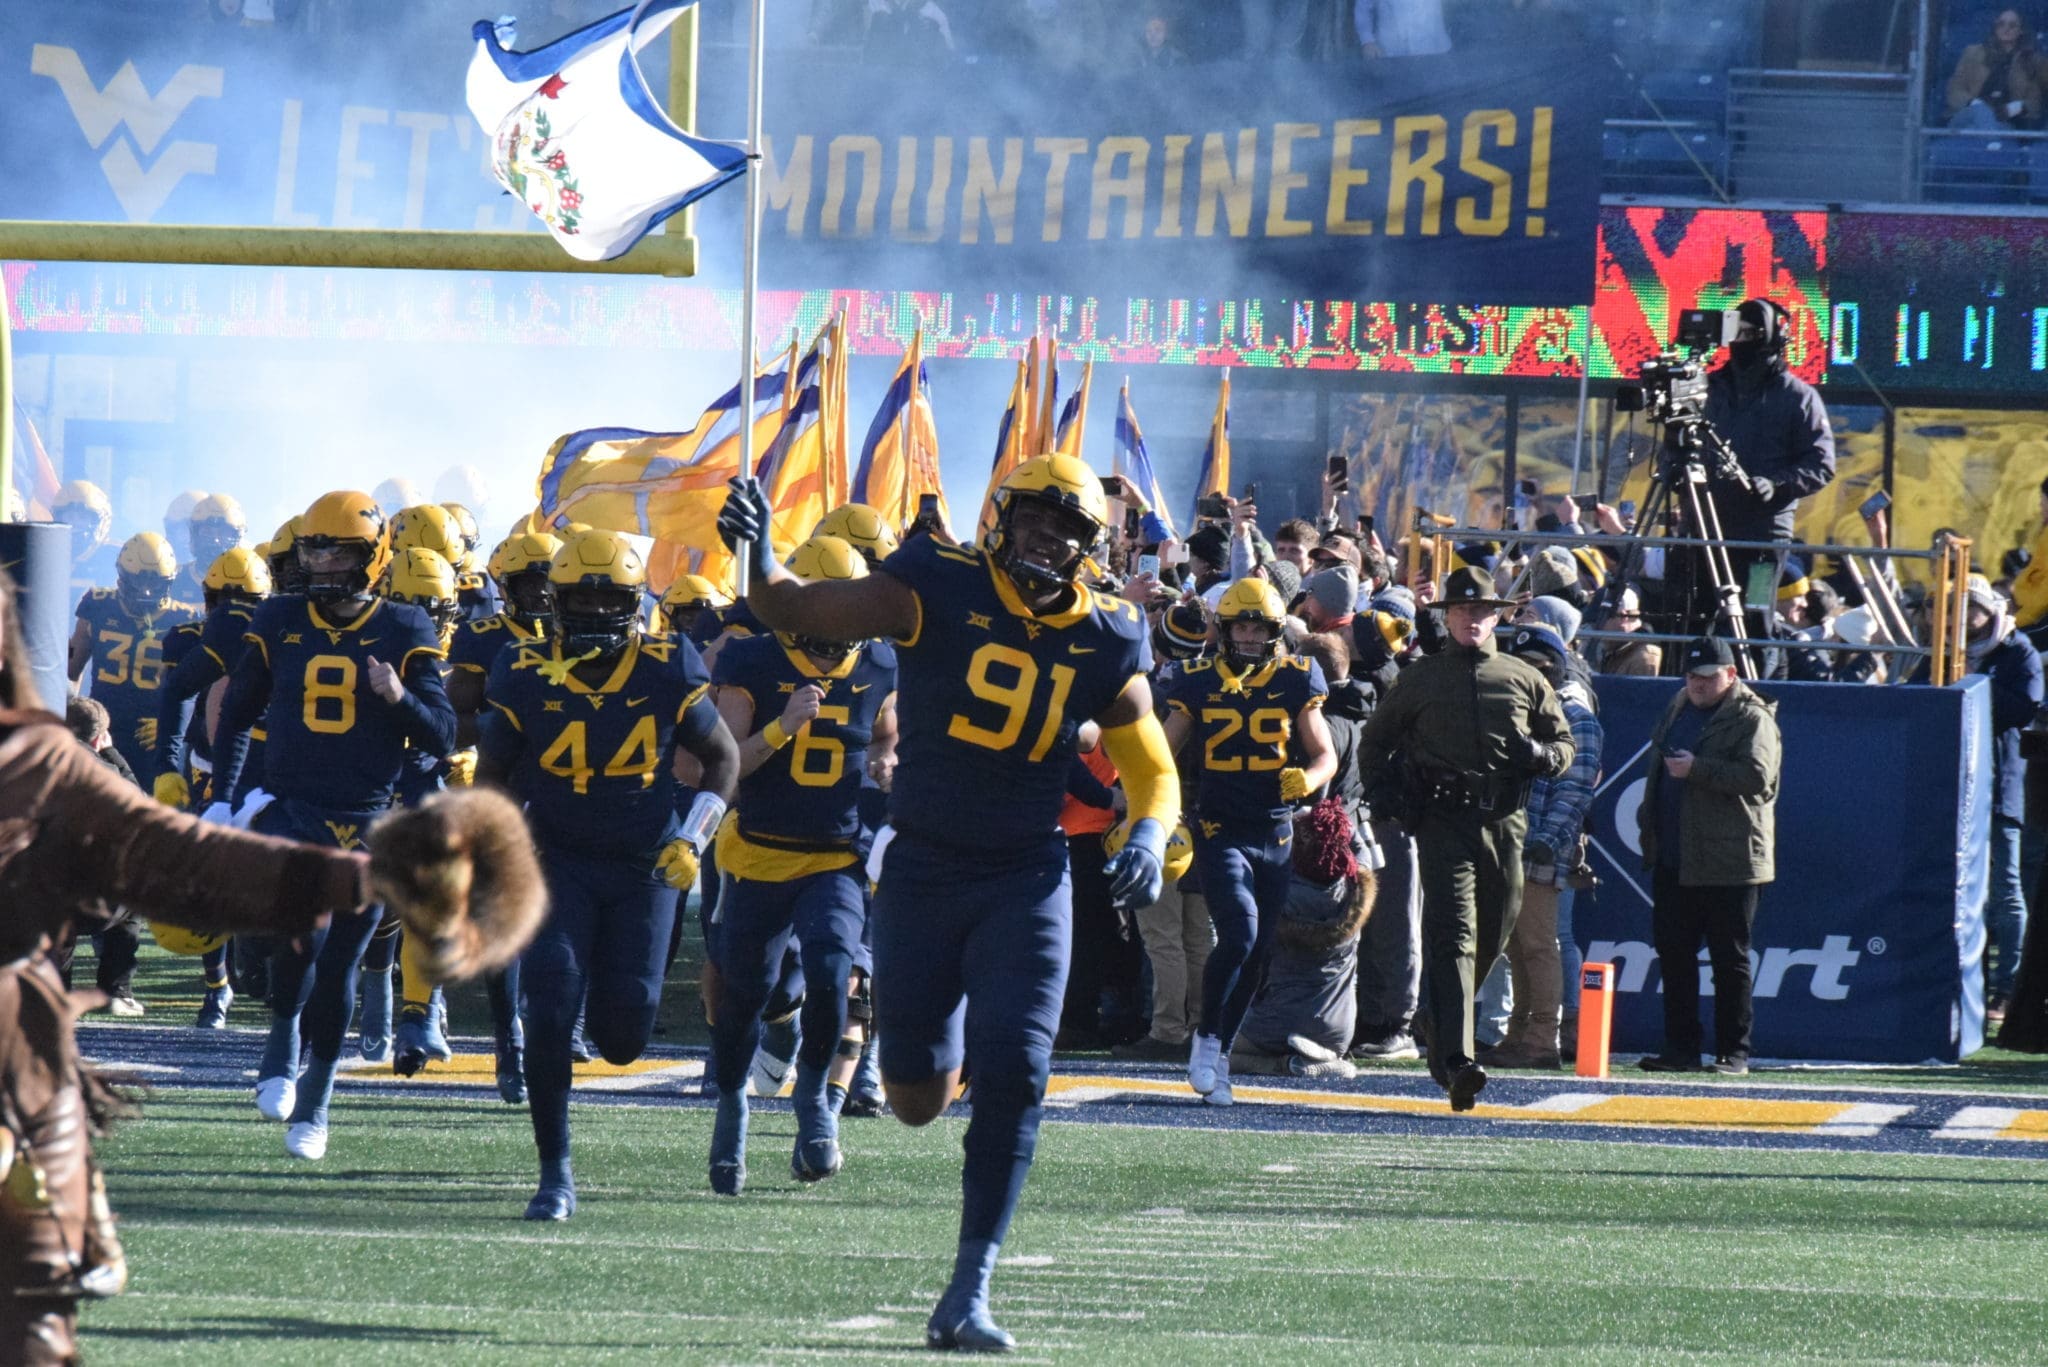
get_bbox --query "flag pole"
[732,0,767,598]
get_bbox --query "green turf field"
[81,1089,2048,1364]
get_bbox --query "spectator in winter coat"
[1484,623,1601,1069]
[1946,10,2042,129]
[1916,576,2042,1020]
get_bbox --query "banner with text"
[702,52,1604,307]
[4,7,1605,309]
[1572,675,1987,1065]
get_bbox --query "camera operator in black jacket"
[1703,299,1836,541]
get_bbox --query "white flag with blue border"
[466,0,746,263]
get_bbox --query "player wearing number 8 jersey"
[212,490,455,1161]
[717,455,1180,1353]
[479,529,739,1222]
[704,535,897,1193]
[1163,579,1334,1107]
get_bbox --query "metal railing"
[1405,521,1973,685]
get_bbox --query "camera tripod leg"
[1677,475,1756,680]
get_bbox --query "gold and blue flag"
[1114,381,1175,546]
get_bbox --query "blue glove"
[717,477,779,584]
[1105,817,1167,913]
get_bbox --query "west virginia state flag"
[855,330,948,533]
[1192,369,1231,524]
[466,0,746,262]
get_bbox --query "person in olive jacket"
[1637,636,1782,1076]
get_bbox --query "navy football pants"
[522,844,680,1165]
[873,831,1069,1250]
[710,867,865,1092]
[1195,825,1293,1050]
[253,798,386,1075]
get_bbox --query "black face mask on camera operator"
[1728,298,1788,377]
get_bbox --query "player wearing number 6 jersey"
[1163,579,1334,1107]
[705,535,897,1193]
[718,455,1180,1354]
[212,490,456,1162]
[479,529,739,1222]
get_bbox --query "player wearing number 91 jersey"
[716,455,1181,1353]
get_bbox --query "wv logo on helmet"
[31,44,222,222]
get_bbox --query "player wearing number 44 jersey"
[718,456,1180,1354]
[479,529,739,1223]
[211,490,456,1162]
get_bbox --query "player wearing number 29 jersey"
[716,455,1180,1353]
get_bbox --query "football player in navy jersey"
[479,530,739,1222]
[69,532,200,781]
[705,534,897,1191]
[429,531,559,1090]
[151,545,272,1028]
[657,573,728,642]
[440,501,502,621]
[212,490,456,1162]
[812,502,900,571]
[366,548,471,1073]
[53,480,121,596]
[1163,579,1335,1106]
[719,455,1180,1352]
[265,517,309,596]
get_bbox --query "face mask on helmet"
[505,570,554,627]
[297,540,374,603]
[790,632,858,664]
[1221,615,1283,670]
[117,571,172,617]
[189,520,242,569]
[552,583,639,658]
[268,549,310,595]
[995,495,1100,594]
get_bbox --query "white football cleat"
[255,1076,296,1122]
[284,1121,328,1160]
[1188,1033,1221,1096]
[1204,1056,1235,1108]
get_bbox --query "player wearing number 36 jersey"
[718,455,1180,1354]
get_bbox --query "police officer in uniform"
[1354,567,1573,1111]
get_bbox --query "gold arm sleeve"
[1099,712,1181,831]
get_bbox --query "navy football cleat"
[358,969,393,1061]
[709,1092,748,1196]
[523,1183,576,1222]
[195,983,232,1031]
[496,1041,527,1105]
[392,1005,447,1077]
[926,1296,1015,1354]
